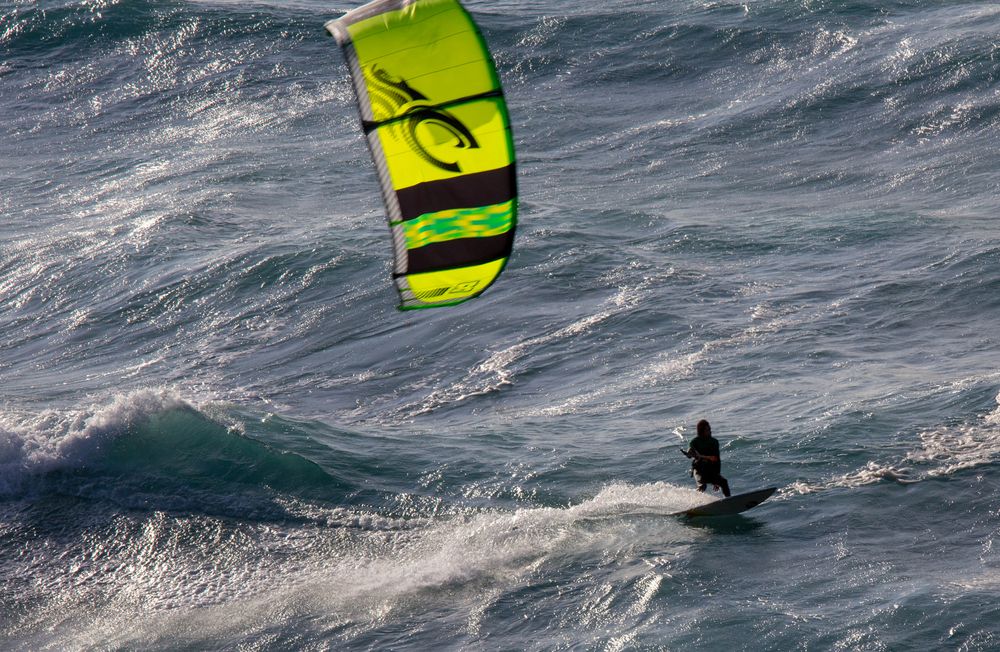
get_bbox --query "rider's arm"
[682,447,718,462]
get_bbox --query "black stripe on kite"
[401,232,514,275]
[395,165,515,222]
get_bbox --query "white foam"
[50,482,708,649]
[783,391,1000,497]
[782,460,913,497]
[315,480,709,607]
[0,388,193,494]
[906,394,1000,477]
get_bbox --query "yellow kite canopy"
[326,0,517,310]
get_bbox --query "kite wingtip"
[324,18,348,42]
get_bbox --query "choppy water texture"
[2,0,1000,649]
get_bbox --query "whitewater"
[2,0,1000,649]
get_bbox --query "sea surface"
[2,0,1000,649]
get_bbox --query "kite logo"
[449,281,480,294]
[366,65,479,173]
[413,281,481,301]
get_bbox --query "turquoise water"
[2,0,999,649]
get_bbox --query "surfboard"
[674,487,777,517]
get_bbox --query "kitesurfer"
[683,419,731,497]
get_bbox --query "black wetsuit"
[688,434,731,497]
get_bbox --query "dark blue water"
[2,0,1000,649]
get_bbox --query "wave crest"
[0,389,339,508]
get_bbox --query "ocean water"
[2,0,1000,649]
